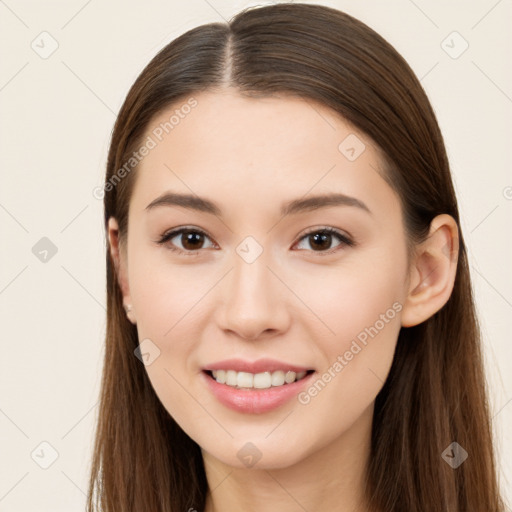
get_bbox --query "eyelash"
[156,226,355,257]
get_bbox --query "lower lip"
[202,371,315,414]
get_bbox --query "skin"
[108,89,459,512]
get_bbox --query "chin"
[201,436,313,471]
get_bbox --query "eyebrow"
[145,191,372,217]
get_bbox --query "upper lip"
[203,358,313,374]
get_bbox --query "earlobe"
[107,217,137,324]
[400,214,459,328]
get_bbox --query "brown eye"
[308,232,333,251]
[180,231,206,250]
[158,228,215,255]
[295,228,354,253]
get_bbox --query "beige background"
[0,0,511,510]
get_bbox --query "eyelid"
[156,226,217,255]
[156,225,355,256]
[293,226,354,254]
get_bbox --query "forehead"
[129,89,399,223]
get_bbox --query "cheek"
[129,279,203,434]
[289,244,406,347]
[290,278,403,457]
[128,242,213,340]
[126,252,214,427]
[291,320,399,464]
[291,246,405,414]
[129,267,208,379]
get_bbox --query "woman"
[87,3,506,511]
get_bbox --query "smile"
[202,368,316,414]
[208,369,312,389]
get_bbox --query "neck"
[202,404,374,512]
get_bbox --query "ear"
[400,214,459,328]
[107,217,136,324]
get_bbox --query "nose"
[215,251,291,341]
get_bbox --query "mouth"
[202,367,316,414]
[201,358,317,413]
[203,369,315,390]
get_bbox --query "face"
[114,89,411,469]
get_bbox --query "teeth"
[284,371,296,384]
[210,369,310,389]
[226,370,237,386]
[271,371,285,386]
[237,371,253,388]
[253,372,271,389]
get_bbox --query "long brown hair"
[87,3,505,511]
